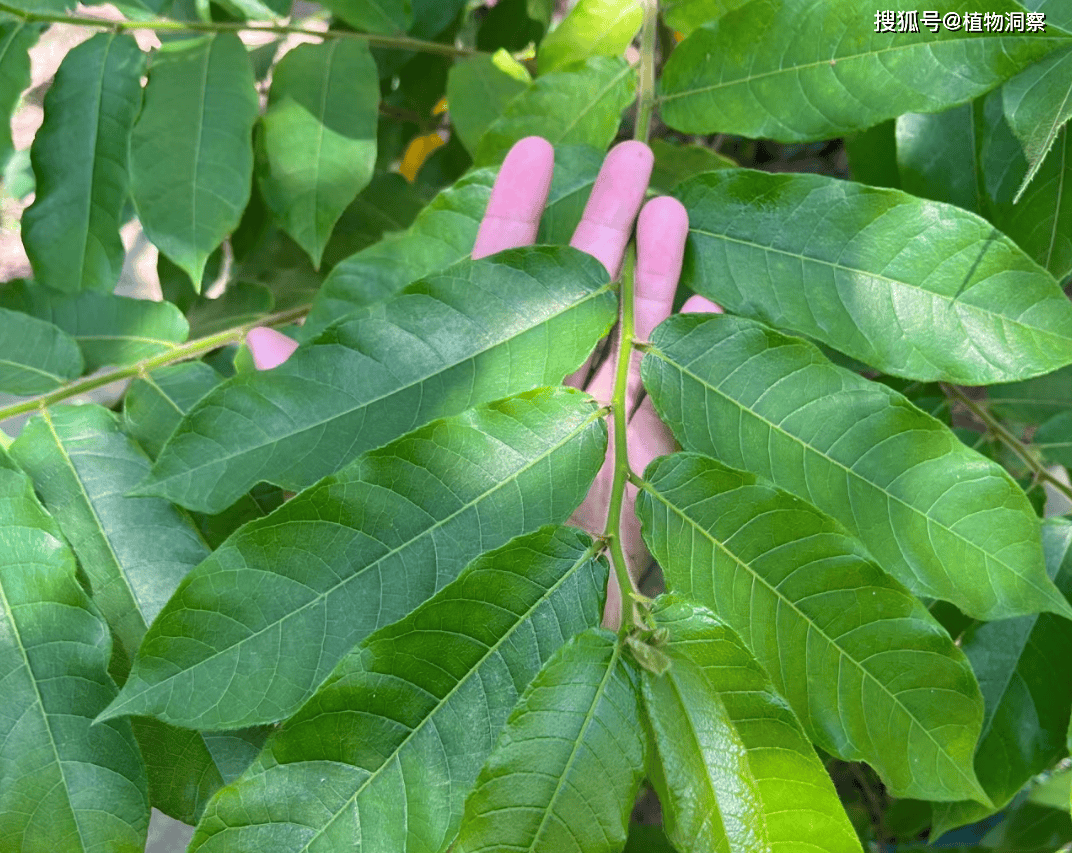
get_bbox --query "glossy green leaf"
[1003,46,1072,203]
[981,89,1072,283]
[22,34,144,293]
[637,452,988,803]
[100,387,607,729]
[649,138,735,194]
[186,281,273,338]
[123,362,223,460]
[641,314,1068,622]
[989,365,1072,425]
[0,467,149,852]
[142,246,615,513]
[319,171,427,269]
[0,22,41,171]
[647,596,862,853]
[896,105,984,213]
[307,144,603,334]
[189,525,608,852]
[447,52,530,155]
[9,403,210,675]
[674,168,1072,384]
[980,800,1072,852]
[321,0,411,34]
[474,56,635,165]
[1033,410,1072,467]
[455,629,645,853]
[660,0,747,36]
[537,0,642,73]
[0,306,83,395]
[0,281,189,371]
[931,519,1072,836]
[659,0,1072,141]
[258,40,379,269]
[131,34,258,288]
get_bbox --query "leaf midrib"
[108,405,605,722]
[659,32,1072,103]
[300,537,604,850]
[642,479,983,801]
[650,346,1064,613]
[148,281,612,499]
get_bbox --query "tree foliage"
[2,0,1072,850]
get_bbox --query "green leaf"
[989,365,1072,425]
[258,40,379,269]
[0,306,83,395]
[321,0,411,34]
[537,0,642,73]
[0,467,149,852]
[636,452,988,804]
[896,104,984,213]
[22,33,144,293]
[981,89,1072,283]
[658,0,1072,141]
[447,51,530,155]
[0,281,189,370]
[474,56,635,165]
[0,22,41,171]
[99,387,607,729]
[142,246,615,513]
[455,629,646,853]
[1034,410,1072,467]
[1003,46,1072,203]
[674,168,1072,384]
[307,144,604,334]
[319,171,427,269]
[980,801,1072,852]
[131,34,258,288]
[189,525,608,852]
[646,596,862,853]
[641,314,1068,622]
[844,119,900,190]
[660,0,747,37]
[9,404,211,677]
[185,280,273,338]
[648,137,735,194]
[931,518,1072,836]
[123,362,223,460]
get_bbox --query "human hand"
[245,136,719,627]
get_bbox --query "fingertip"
[606,138,654,174]
[472,136,555,260]
[681,294,723,314]
[246,327,299,371]
[637,195,687,243]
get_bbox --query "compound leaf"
[142,246,615,514]
[123,362,223,460]
[189,525,608,852]
[675,168,1072,384]
[22,33,144,293]
[258,40,379,269]
[659,0,1072,140]
[455,629,646,853]
[0,467,149,852]
[641,314,1068,622]
[99,387,607,729]
[637,452,988,803]
[131,34,258,288]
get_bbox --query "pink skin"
[246,135,720,626]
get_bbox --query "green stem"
[941,382,1072,505]
[0,4,478,58]
[603,250,640,633]
[633,0,658,142]
[0,305,309,426]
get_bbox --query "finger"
[681,294,723,314]
[568,139,653,279]
[471,136,554,260]
[246,326,299,371]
